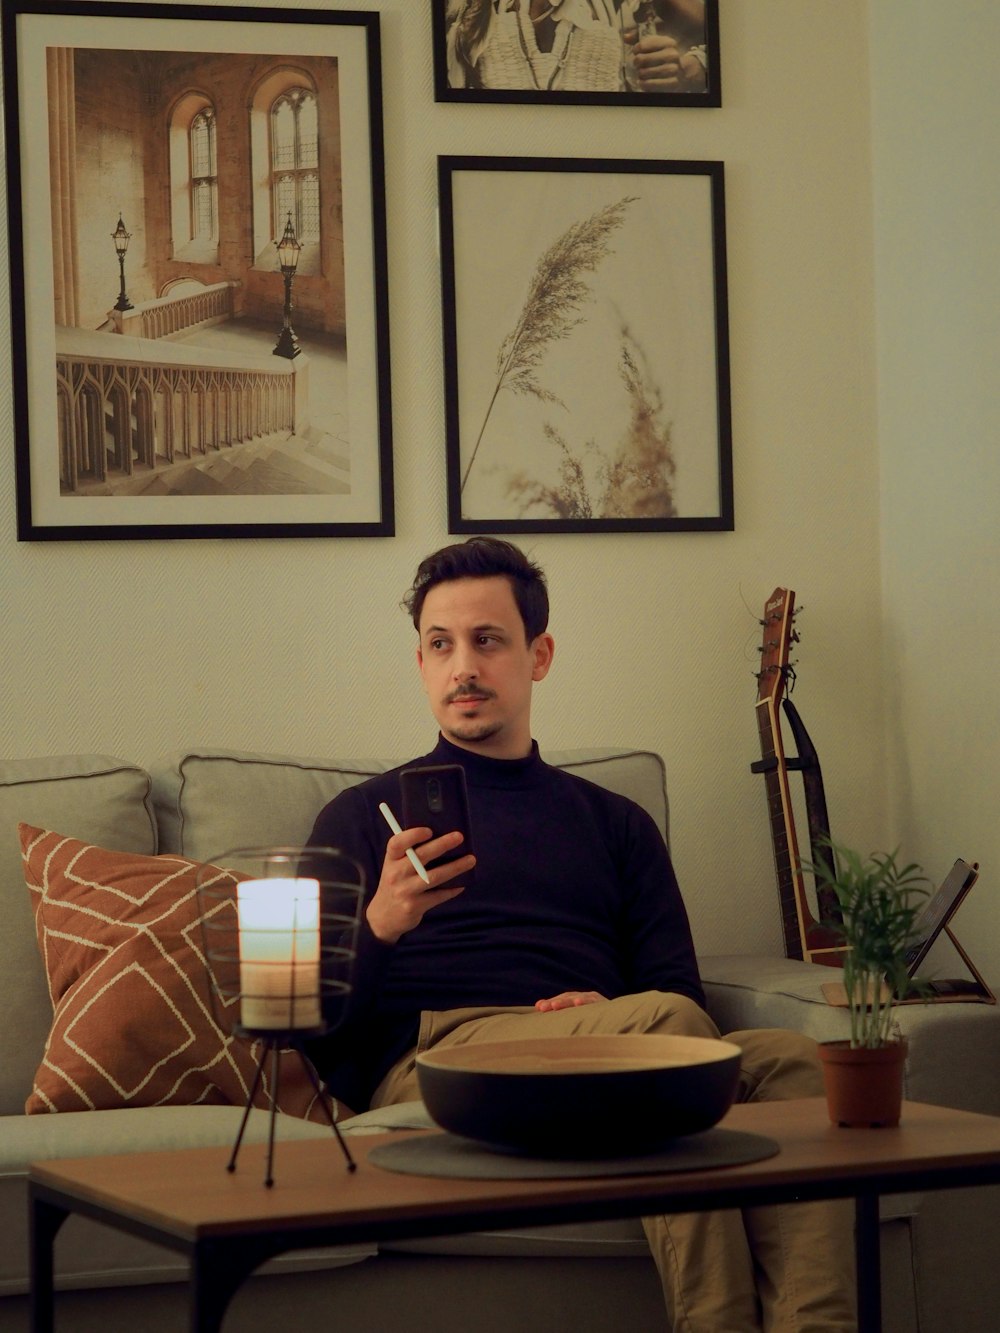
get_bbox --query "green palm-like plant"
[804,842,931,1048]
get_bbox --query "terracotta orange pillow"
[19,824,336,1122]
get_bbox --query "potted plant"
[805,841,931,1127]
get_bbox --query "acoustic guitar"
[753,588,845,966]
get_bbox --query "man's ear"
[531,633,555,682]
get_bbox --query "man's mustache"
[445,684,497,703]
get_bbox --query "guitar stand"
[226,1037,357,1187]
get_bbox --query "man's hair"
[404,537,549,643]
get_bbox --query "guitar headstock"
[757,587,797,705]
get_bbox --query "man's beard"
[441,684,501,745]
[443,717,502,745]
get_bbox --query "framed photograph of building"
[439,155,732,533]
[432,1,720,107]
[2,1,394,540]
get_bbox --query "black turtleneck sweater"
[305,736,704,1111]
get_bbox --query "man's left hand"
[534,991,605,1012]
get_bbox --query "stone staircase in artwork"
[90,426,350,497]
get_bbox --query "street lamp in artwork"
[111,214,133,312]
[273,212,302,359]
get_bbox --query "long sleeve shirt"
[305,735,704,1110]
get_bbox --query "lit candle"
[236,878,321,1030]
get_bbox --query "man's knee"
[626,991,721,1040]
[725,1027,823,1102]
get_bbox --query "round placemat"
[368,1128,779,1180]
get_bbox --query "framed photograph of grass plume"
[2,1,393,540]
[439,156,732,533]
[432,1,721,108]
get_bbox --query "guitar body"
[754,588,844,966]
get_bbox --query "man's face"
[416,576,554,760]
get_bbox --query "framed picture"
[2,1,393,540]
[431,1,720,108]
[439,156,732,533]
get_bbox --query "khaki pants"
[372,992,856,1333]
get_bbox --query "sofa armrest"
[699,954,1000,1116]
[0,756,157,1115]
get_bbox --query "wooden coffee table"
[29,1097,1000,1333]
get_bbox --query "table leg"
[855,1192,882,1333]
[29,1192,69,1333]
[189,1237,289,1333]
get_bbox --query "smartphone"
[399,764,474,869]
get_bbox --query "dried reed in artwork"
[504,327,678,520]
[461,195,636,495]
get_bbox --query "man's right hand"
[366,826,475,944]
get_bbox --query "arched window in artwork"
[249,68,322,276]
[190,107,218,245]
[270,88,319,246]
[169,92,219,264]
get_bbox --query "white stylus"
[378,801,432,885]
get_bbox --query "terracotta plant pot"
[818,1038,908,1128]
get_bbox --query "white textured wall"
[871,2,1000,974]
[0,1,883,959]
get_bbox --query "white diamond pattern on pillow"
[20,824,333,1121]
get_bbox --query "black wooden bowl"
[416,1033,742,1157]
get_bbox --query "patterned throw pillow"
[19,823,336,1121]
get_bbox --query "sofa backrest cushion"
[151,750,390,863]
[0,757,156,1115]
[150,747,670,862]
[547,749,669,843]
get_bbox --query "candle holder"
[197,846,364,1186]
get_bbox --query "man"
[444,0,708,95]
[307,537,856,1332]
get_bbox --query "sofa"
[3,747,1000,1333]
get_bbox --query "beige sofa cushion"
[0,757,156,1115]
[151,750,389,862]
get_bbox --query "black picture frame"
[2,1,394,540]
[439,155,733,534]
[431,1,720,108]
